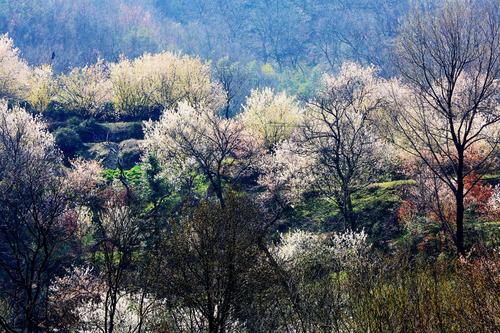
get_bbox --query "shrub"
[240,88,302,149]
[119,139,143,169]
[99,122,143,142]
[42,101,78,121]
[57,59,112,117]
[110,52,223,118]
[27,64,57,113]
[0,34,31,100]
[54,127,83,157]
[255,243,499,333]
[76,118,106,142]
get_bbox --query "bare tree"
[213,57,249,119]
[0,102,70,332]
[95,195,141,333]
[303,62,386,230]
[155,193,264,333]
[389,0,500,254]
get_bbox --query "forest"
[0,0,499,332]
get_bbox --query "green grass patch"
[99,122,143,141]
[483,173,500,181]
[353,182,407,212]
[369,179,416,190]
[294,196,340,223]
[103,165,144,185]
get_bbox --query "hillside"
[1,0,408,74]
[0,0,499,332]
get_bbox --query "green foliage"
[103,165,143,185]
[118,139,143,169]
[75,118,106,142]
[371,179,416,189]
[292,180,411,247]
[143,154,170,204]
[275,65,323,100]
[43,101,79,121]
[483,173,500,183]
[465,221,500,247]
[54,127,83,157]
[99,122,143,142]
[353,185,403,213]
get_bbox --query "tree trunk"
[456,194,465,256]
[207,174,225,208]
[341,185,355,230]
[208,314,217,333]
[456,153,465,256]
[346,194,355,231]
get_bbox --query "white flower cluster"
[57,59,113,116]
[258,139,317,205]
[0,34,31,100]
[65,159,104,199]
[0,100,58,166]
[327,229,370,269]
[111,51,224,116]
[240,87,303,149]
[274,229,370,269]
[143,101,260,191]
[487,185,500,215]
[0,34,224,118]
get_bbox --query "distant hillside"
[0,0,409,74]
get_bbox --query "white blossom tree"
[258,139,317,206]
[0,34,31,100]
[0,101,71,331]
[274,229,369,270]
[240,88,303,150]
[270,228,370,331]
[27,64,57,113]
[302,62,387,229]
[143,102,260,207]
[111,52,223,118]
[57,59,113,117]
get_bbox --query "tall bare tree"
[0,102,70,332]
[155,193,264,333]
[303,62,386,230]
[390,0,500,254]
[95,193,142,333]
